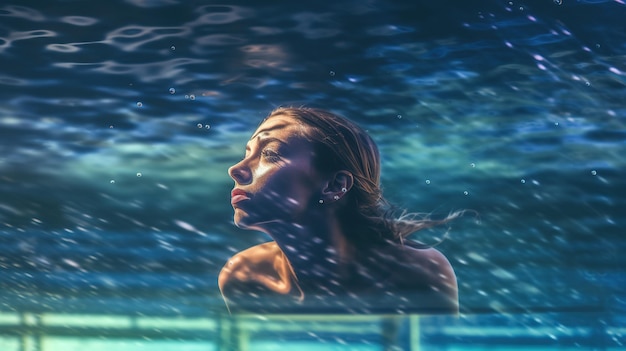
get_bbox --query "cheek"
[253,163,272,180]
[281,184,315,210]
[260,170,318,211]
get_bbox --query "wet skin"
[219,115,459,314]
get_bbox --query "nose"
[228,159,252,185]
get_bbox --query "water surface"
[1,0,625,349]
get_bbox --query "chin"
[233,219,251,229]
[233,209,260,230]
[233,209,249,228]
[233,209,281,232]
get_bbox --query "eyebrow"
[249,123,287,141]
[245,137,287,151]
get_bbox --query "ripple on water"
[53,58,210,83]
[188,5,253,26]
[0,5,46,21]
[124,0,180,8]
[191,34,247,54]
[59,16,99,26]
[0,30,57,53]
[104,25,191,52]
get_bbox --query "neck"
[259,211,355,291]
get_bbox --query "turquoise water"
[1,0,625,349]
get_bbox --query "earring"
[341,187,347,193]
[333,195,340,200]
[318,199,324,204]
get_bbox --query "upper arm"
[401,247,459,313]
[426,248,458,298]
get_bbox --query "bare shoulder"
[381,244,453,268]
[218,242,282,291]
[405,246,454,271]
[374,244,458,313]
[378,244,457,291]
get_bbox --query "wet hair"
[266,107,463,247]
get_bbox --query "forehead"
[250,115,307,141]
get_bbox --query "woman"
[219,107,462,314]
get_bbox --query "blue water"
[1,0,625,349]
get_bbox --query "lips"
[231,188,250,205]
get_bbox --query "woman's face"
[228,115,323,230]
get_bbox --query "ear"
[321,171,353,197]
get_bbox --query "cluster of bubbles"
[197,123,211,129]
[108,172,142,184]
[136,87,198,111]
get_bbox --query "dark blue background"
[0,0,624,323]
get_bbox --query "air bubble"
[189,94,195,100]
[591,170,597,176]
[197,123,203,128]
[463,191,469,195]
[110,180,115,184]
[470,163,476,168]
[329,71,335,76]
[136,172,142,177]
[170,45,176,51]
[136,102,143,107]
[425,180,431,185]
[521,179,526,184]
[396,114,402,119]
[585,81,591,86]
[169,88,176,94]
[205,124,211,129]
[554,0,562,4]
